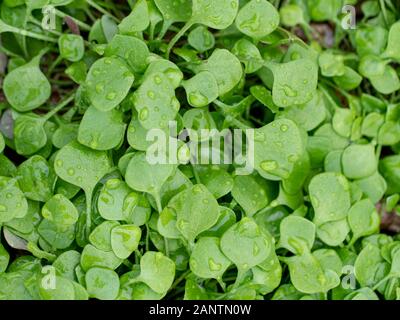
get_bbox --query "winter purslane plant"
[0,0,400,300]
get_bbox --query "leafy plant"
[1,0,400,302]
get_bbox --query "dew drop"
[104,58,112,65]
[253,243,260,256]
[317,274,327,286]
[189,92,208,107]
[106,179,121,189]
[283,85,297,97]
[147,91,155,99]
[0,204,7,212]
[280,124,288,132]
[6,193,12,199]
[177,219,189,231]
[290,52,301,60]
[139,108,149,121]
[260,160,278,172]
[254,131,265,142]
[154,75,162,84]
[56,160,63,167]
[95,83,105,93]
[208,258,222,271]
[193,185,203,194]
[123,192,139,214]
[106,92,117,100]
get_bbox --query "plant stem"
[169,270,191,292]
[379,0,389,27]
[145,224,150,252]
[54,9,91,31]
[166,21,193,59]
[7,24,58,43]
[47,55,62,76]
[44,94,75,121]
[86,0,120,22]
[29,17,63,36]
[372,275,391,291]
[27,242,57,262]
[85,191,93,239]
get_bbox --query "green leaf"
[133,71,179,129]
[78,106,126,151]
[278,215,315,255]
[182,71,219,108]
[341,144,377,179]
[169,184,220,243]
[309,172,351,226]
[16,155,56,202]
[235,0,279,40]
[220,217,272,276]
[231,174,276,216]
[42,194,79,226]
[348,199,380,245]
[266,59,318,107]
[86,57,134,111]
[254,118,306,180]
[85,267,120,300]
[118,0,149,34]
[111,224,142,259]
[3,54,51,112]
[137,251,175,294]
[196,49,243,96]
[0,177,28,223]
[191,0,239,29]
[59,34,84,62]
[190,237,231,280]
[382,21,400,62]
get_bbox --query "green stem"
[166,21,193,59]
[233,268,246,289]
[123,259,133,268]
[153,192,163,213]
[84,7,97,22]
[29,17,63,36]
[169,270,191,292]
[225,116,252,130]
[192,165,201,184]
[44,94,75,121]
[62,106,78,122]
[372,275,392,291]
[145,224,150,252]
[157,21,171,40]
[54,9,91,31]
[27,242,57,262]
[379,0,388,27]
[5,24,58,43]
[47,55,63,75]
[85,191,93,239]
[86,0,120,22]
[164,237,170,257]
